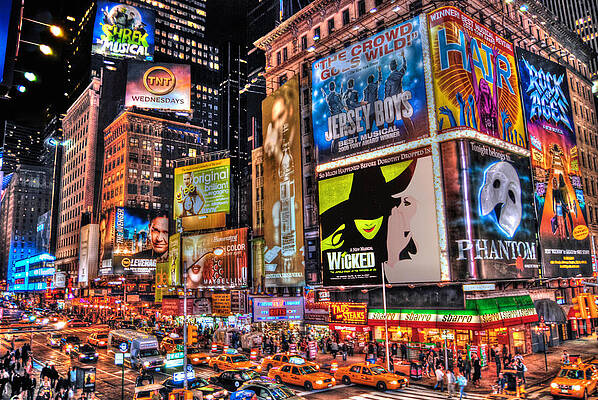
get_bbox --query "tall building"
[0,165,51,285]
[54,78,101,282]
[539,0,598,75]
[101,110,209,213]
[1,122,43,174]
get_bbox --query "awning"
[534,299,567,324]
[368,295,538,330]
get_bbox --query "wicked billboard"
[428,7,526,148]
[262,76,305,287]
[318,147,440,286]
[442,140,539,280]
[516,48,591,277]
[311,15,429,166]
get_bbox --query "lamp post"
[381,274,390,372]
[535,318,549,372]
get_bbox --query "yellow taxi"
[133,384,166,400]
[261,353,319,371]
[268,362,335,391]
[160,336,184,354]
[208,353,261,372]
[550,363,598,400]
[187,347,213,366]
[334,362,409,391]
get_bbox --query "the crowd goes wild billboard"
[318,147,441,286]
[311,15,429,166]
[262,76,305,287]
[429,7,526,148]
[92,1,155,61]
[516,48,591,277]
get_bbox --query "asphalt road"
[0,324,558,400]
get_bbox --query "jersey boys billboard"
[126,63,191,111]
[516,48,591,277]
[93,1,155,61]
[442,141,539,280]
[429,7,526,148]
[262,76,305,286]
[311,15,429,166]
[318,147,440,286]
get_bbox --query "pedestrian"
[472,357,481,386]
[391,343,398,358]
[495,351,502,377]
[434,365,445,392]
[446,369,456,399]
[341,342,348,361]
[457,372,468,400]
[516,359,527,383]
[389,355,395,373]
[68,368,76,390]
[497,372,506,394]
[401,342,408,361]
[464,357,471,382]
[562,350,570,365]
[330,341,338,359]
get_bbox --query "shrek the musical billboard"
[516,48,591,277]
[318,147,440,285]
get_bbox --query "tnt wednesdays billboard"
[429,7,526,148]
[262,76,305,287]
[311,15,429,166]
[318,147,440,285]
[442,140,540,280]
[516,48,591,277]
[92,1,155,61]
[126,62,191,111]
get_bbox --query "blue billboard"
[0,0,13,84]
[311,15,429,166]
[92,1,155,61]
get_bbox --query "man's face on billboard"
[271,97,289,133]
[150,216,169,254]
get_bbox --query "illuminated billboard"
[262,76,305,286]
[126,62,191,111]
[173,158,230,231]
[429,7,526,148]
[92,1,155,61]
[181,228,248,289]
[516,48,591,277]
[311,15,429,166]
[318,147,440,286]
[442,140,540,280]
[252,297,304,322]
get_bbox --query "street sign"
[441,333,454,340]
[119,342,128,353]
[115,353,124,366]
[166,352,184,360]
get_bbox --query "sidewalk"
[311,335,598,394]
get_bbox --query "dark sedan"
[70,344,99,362]
[209,369,271,392]
[161,377,228,400]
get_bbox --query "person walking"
[472,357,481,387]
[497,372,506,394]
[434,365,445,392]
[446,369,456,399]
[330,341,339,359]
[516,359,527,383]
[401,342,408,361]
[464,357,472,382]
[495,351,502,377]
[457,372,468,400]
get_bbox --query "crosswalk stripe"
[338,386,489,400]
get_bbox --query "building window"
[283,47,288,61]
[141,170,150,180]
[142,140,152,151]
[128,168,138,178]
[358,0,366,16]
[141,155,151,165]
[279,74,288,86]
[127,184,137,194]
[141,185,150,195]
[313,26,320,41]
[327,18,335,35]
[129,137,139,147]
[129,153,138,163]
[342,9,350,26]
[301,36,307,50]
[276,51,281,66]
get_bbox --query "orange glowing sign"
[329,302,367,325]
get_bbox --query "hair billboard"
[442,140,540,280]
[262,76,305,287]
[126,62,191,111]
[92,1,155,61]
[311,15,429,166]
[318,147,440,286]
[181,228,248,289]
[516,48,591,277]
[428,7,526,148]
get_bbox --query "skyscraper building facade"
[1,121,44,174]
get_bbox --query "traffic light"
[169,389,193,400]
[187,325,198,346]
[577,293,598,319]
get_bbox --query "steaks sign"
[329,303,368,325]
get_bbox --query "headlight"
[551,383,559,389]
[95,353,99,357]
[193,358,199,362]
[390,380,398,385]
[316,365,320,370]
[205,395,213,400]
[331,378,335,382]
[143,361,150,367]
[99,341,105,345]
[572,385,581,391]
[315,380,323,385]
[79,354,85,358]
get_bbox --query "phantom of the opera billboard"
[516,48,591,277]
[173,158,230,230]
[92,1,155,61]
[125,62,191,111]
[99,207,169,276]
[429,7,526,148]
[318,147,440,286]
[311,15,429,166]
[442,140,540,280]
[181,228,248,289]
[262,76,305,287]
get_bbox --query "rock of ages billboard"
[442,140,539,280]
[92,1,155,61]
[262,76,305,287]
[429,7,526,148]
[516,48,591,277]
[318,147,441,286]
[311,15,429,166]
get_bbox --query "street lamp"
[22,17,63,37]
[535,319,549,371]
[20,40,53,55]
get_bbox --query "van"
[108,329,165,372]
